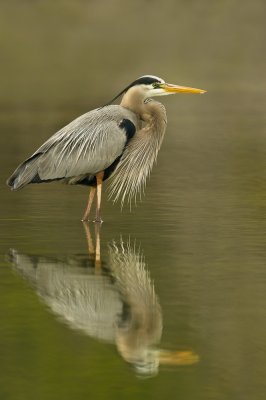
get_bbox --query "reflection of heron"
[7,75,205,221]
[8,223,198,376]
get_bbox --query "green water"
[1,1,266,399]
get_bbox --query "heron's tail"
[6,153,42,190]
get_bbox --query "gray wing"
[7,105,139,190]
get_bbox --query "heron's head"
[126,75,206,99]
[109,75,206,105]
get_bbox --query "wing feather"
[37,106,132,180]
[7,105,139,189]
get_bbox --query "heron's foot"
[81,217,91,222]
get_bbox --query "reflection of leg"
[94,171,104,223]
[82,186,96,221]
[94,223,101,269]
[82,221,95,255]
[82,221,101,270]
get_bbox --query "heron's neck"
[120,87,145,117]
[121,88,166,129]
[140,100,167,134]
[110,96,167,205]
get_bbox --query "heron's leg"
[94,171,104,223]
[82,186,96,221]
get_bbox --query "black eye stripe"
[127,76,163,89]
[132,77,160,86]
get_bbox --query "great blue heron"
[7,75,206,221]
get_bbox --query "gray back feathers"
[7,105,140,190]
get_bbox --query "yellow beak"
[162,83,206,94]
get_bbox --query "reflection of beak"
[162,83,206,94]
[159,349,199,366]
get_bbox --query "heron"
[7,75,206,221]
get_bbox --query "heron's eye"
[152,82,161,89]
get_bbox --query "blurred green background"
[1,0,265,108]
[1,1,266,400]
